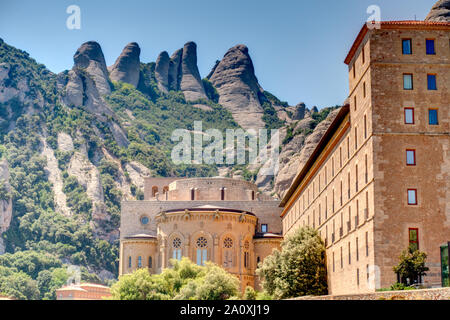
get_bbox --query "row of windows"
[286,148,422,237]
[128,256,153,269]
[403,73,438,90]
[404,108,439,125]
[402,38,438,55]
[331,231,370,272]
[189,188,255,200]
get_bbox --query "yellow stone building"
[119,177,283,290]
[281,20,450,295]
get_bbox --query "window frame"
[261,224,268,233]
[428,109,439,125]
[404,108,415,124]
[406,149,416,166]
[403,73,413,90]
[407,189,418,205]
[426,39,436,55]
[402,39,412,55]
[427,74,437,90]
[408,228,419,251]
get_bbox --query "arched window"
[148,256,152,269]
[128,256,132,268]
[172,237,182,260]
[223,237,234,268]
[191,188,195,200]
[138,256,142,268]
[243,240,250,269]
[196,237,208,266]
[152,186,158,197]
[220,188,225,201]
[251,191,255,200]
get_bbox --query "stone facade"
[120,177,283,290]
[280,21,450,295]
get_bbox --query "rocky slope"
[425,0,450,22]
[208,44,266,130]
[0,36,336,287]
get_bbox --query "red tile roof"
[344,20,450,65]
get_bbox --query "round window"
[173,237,182,249]
[196,237,208,248]
[140,216,149,225]
[224,237,233,249]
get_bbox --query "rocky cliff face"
[180,42,207,101]
[0,159,12,254]
[109,42,141,87]
[425,0,450,22]
[154,42,207,101]
[155,51,170,93]
[273,108,340,199]
[73,41,111,96]
[208,44,265,130]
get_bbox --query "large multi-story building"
[280,20,449,295]
[119,177,283,290]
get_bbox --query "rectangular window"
[363,82,366,98]
[429,109,438,125]
[403,74,413,90]
[362,47,365,64]
[354,95,357,111]
[404,108,414,124]
[408,189,417,205]
[426,39,436,55]
[406,149,416,166]
[354,127,358,150]
[364,115,367,139]
[356,237,359,261]
[365,232,369,257]
[402,39,412,54]
[427,74,437,90]
[348,242,351,265]
[409,228,419,251]
[261,224,268,233]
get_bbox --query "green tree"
[111,258,239,300]
[256,227,327,299]
[393,246,429,286]
[0,266,40,300]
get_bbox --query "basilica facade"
[119,177,283,290]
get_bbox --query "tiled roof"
[344,20,450,64]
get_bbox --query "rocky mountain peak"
[74,41,107,69]
[425,0,450,22]
[208,44,265,130]
[155,51,170,93]
[109,42,141,87]
[73,41,111,96]
[180,41,207,101]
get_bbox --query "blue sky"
[0,0,437,109]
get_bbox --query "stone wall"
[292,287,450,300]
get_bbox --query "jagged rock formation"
[168,49,183,90]
[73,41,111,96]
[60,42,115,118]
[109,42,141,87]
[273,108,340,198]
[208,44,265,129]
[153,42,207,101]
[293,103,306,120]
[155,51,170,93]
[180,42,207,101]
[425,0,450,22]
